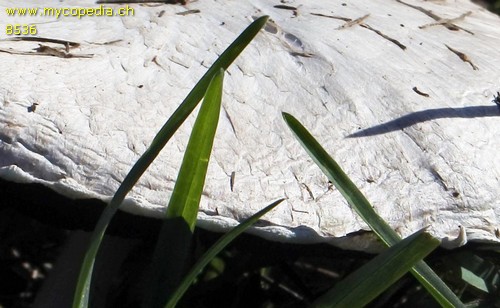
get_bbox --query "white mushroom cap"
[1,0,499,250]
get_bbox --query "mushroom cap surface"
[1,0,499,249]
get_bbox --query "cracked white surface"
[1,0,499,249]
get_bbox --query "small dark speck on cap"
[27,103,39,113]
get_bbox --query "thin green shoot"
[312,229,440,307]
[166,198,285,308]
[143,69,224,308]
[282,112,464,308]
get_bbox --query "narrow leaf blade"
[312,229,439,307]
[166,68,224,229]
[282,112,399,245]
[165,198,285,308]
[143,69,225,308]
[282,112,464,308]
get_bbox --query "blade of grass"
[282,112,464,307]
[72,16,269,308]
[455,251,497,293]
[165,198,285,308]
[312,229,440,307]
[165,68,224,229]
[143,69,224,308]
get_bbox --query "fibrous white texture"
[1,0,499,249]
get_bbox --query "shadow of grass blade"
[165,198,285,308]
[72,17,269,308]
[143,69,225,308]
[312,229,439,308]
[282,112,464,308]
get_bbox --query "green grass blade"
[165,198,285,308]
[282,112,399,245]
[312,229,440,308]
[145,217,193,308]
[143,69,224,308]
[282,112,464,308]
[165,68,224,229]
[72,17,269,308]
